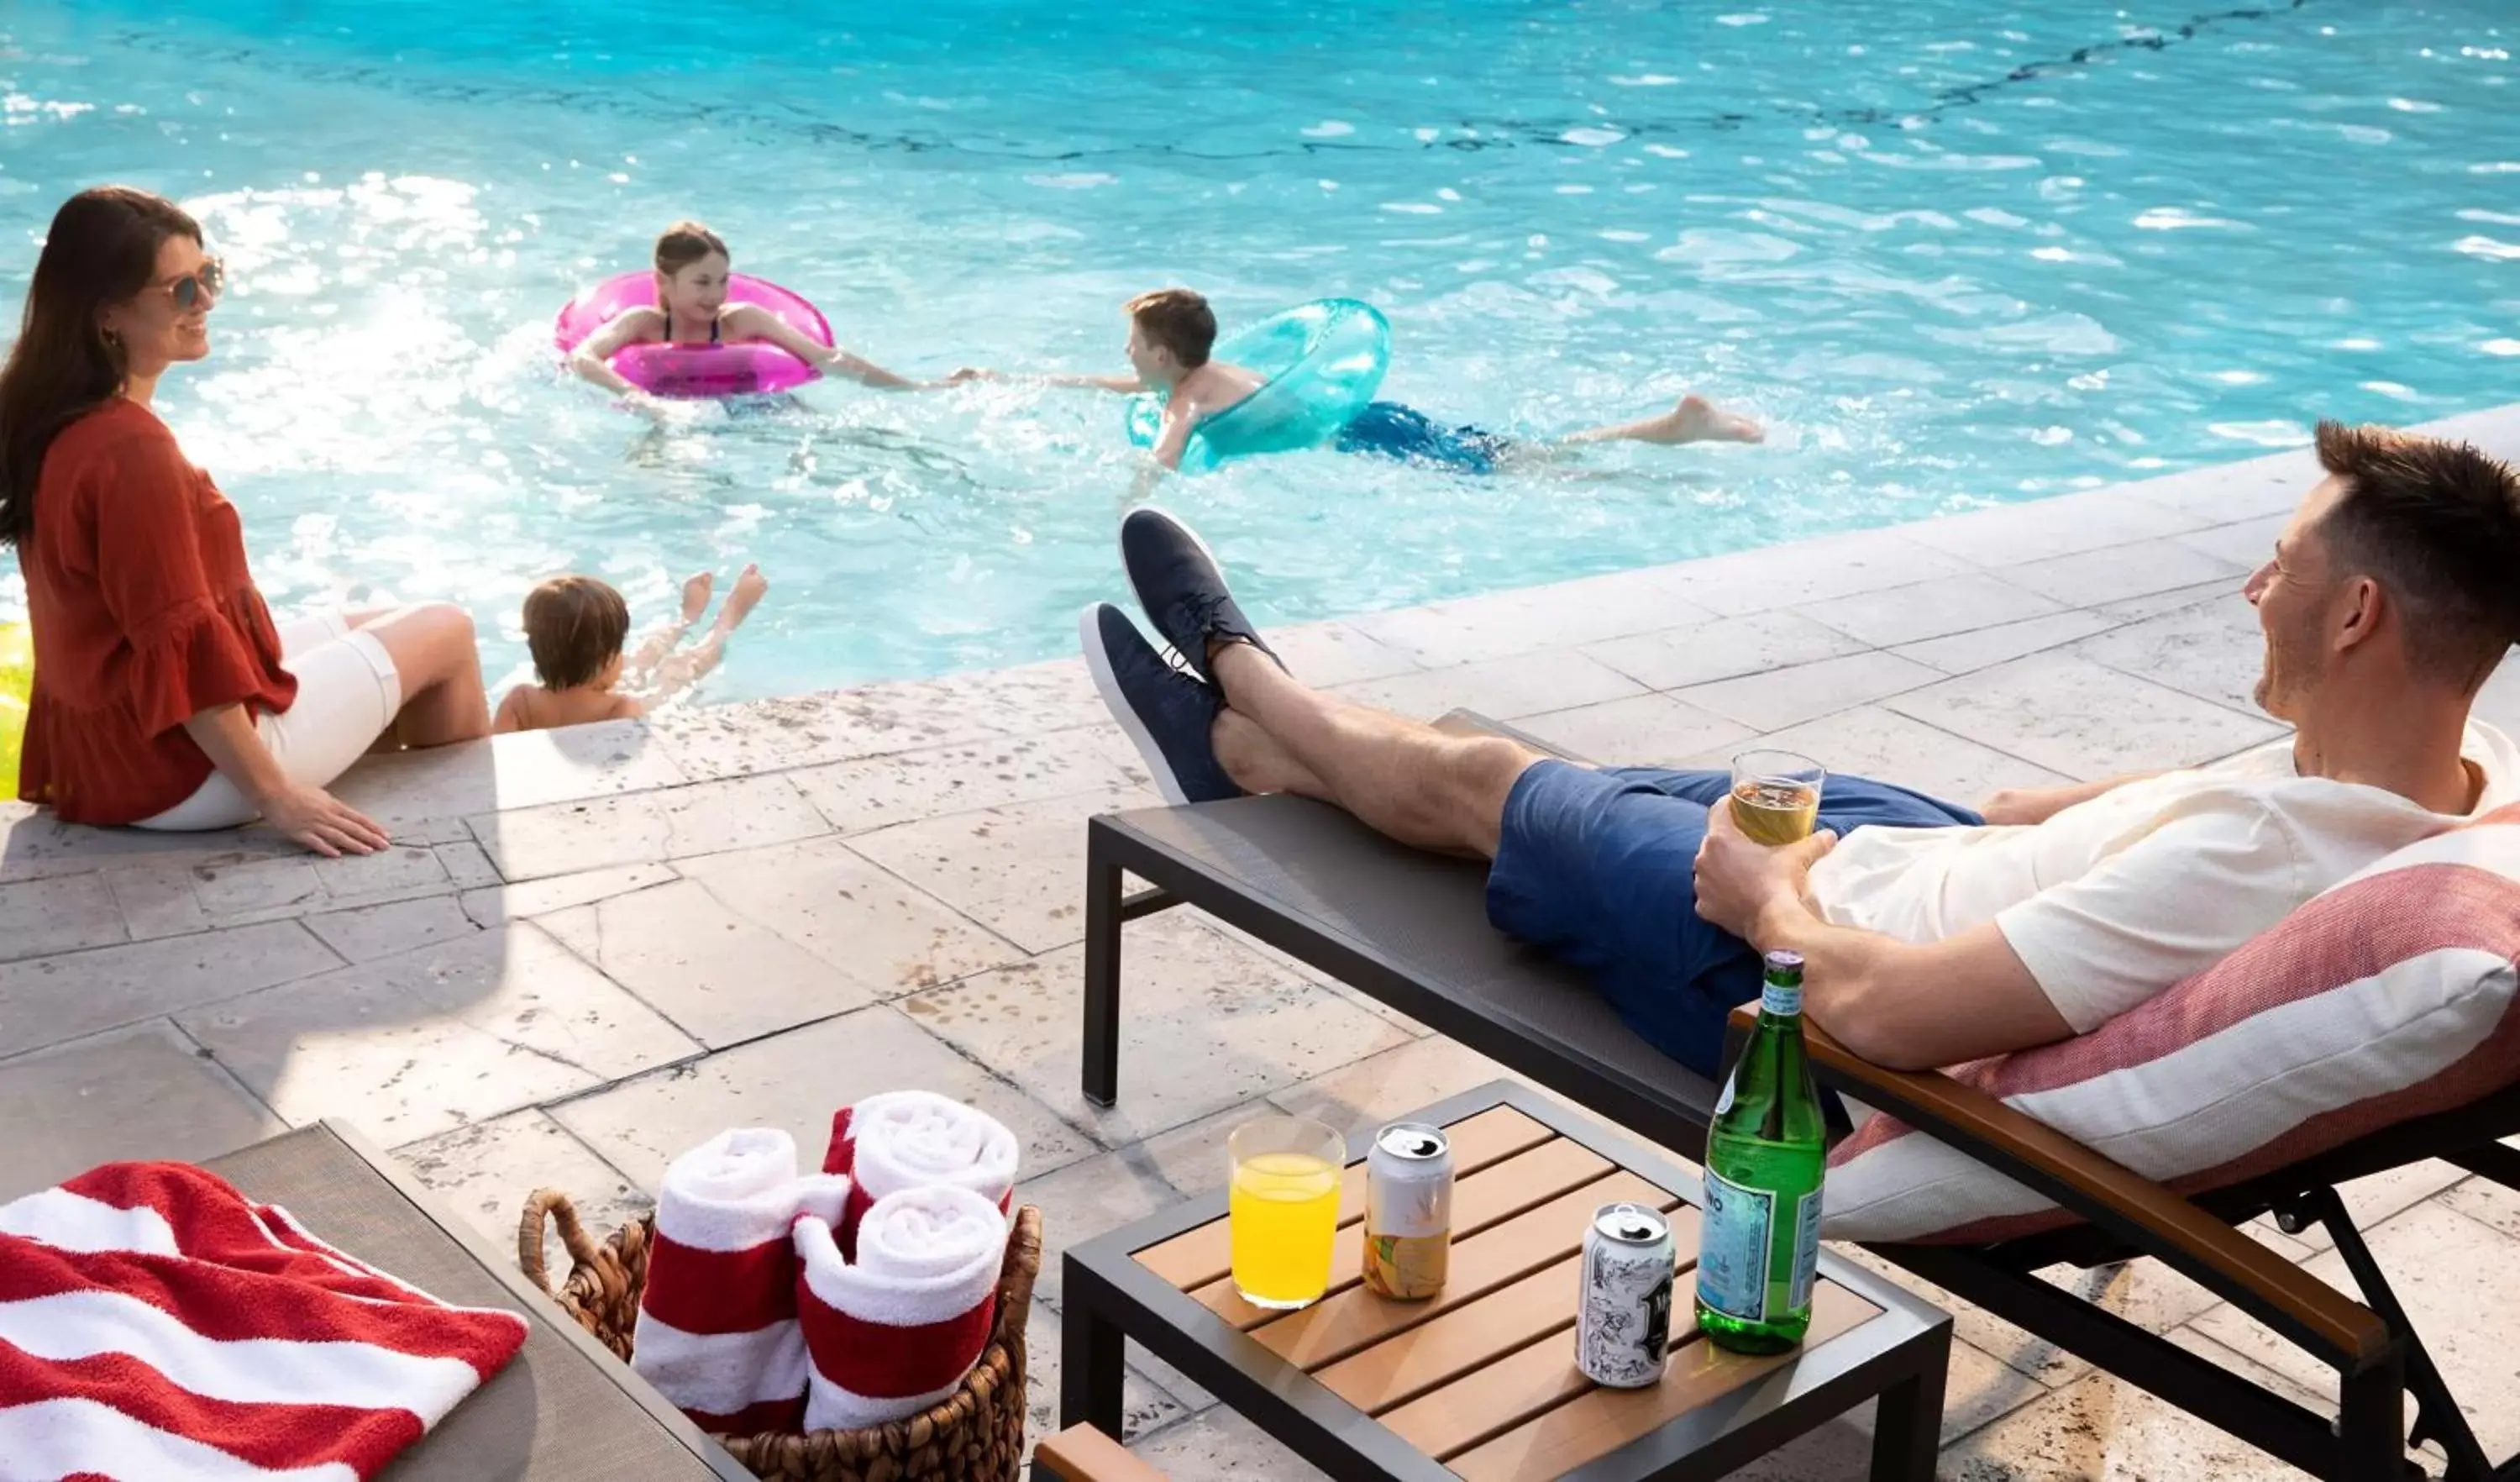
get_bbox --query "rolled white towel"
[632,1127,850,1435]
[822,1091,1017,1253]
[794,1184,1007,1431]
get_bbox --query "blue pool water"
[2,1,2513,700]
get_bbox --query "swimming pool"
[3,1,2512,700]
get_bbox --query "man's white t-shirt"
[1803,723,2520,1033]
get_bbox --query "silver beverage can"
[1576,1201,1676,1387]
[1362,1122,1453,1300]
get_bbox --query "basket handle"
[517,1187,606,1296]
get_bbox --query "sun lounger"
[1079,711,1723,1162]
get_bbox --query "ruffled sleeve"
[87,433,273,739]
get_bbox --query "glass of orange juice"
[1730,749,1826,846]
[1228,1114,1347,1309]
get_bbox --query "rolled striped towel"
[822,1091,1018,1254]
[631,1127,851,1435]
[794,1185,1006,1431]
[0,1160,528,1481]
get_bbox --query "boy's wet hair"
[1125,288,1215,368]
[522,575,631,690]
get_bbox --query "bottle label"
[1788,1186,1823,1312]
[1693,1167,1772,1323]
[1761,980,1802,1017]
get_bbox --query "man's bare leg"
[1210,642,1539,859]
[1556,393,1764,449]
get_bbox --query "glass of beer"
[1228,1114,1347,1309]
[1729,749,1826,846]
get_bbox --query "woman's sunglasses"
[156,257,226,311]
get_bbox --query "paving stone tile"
[2173,512,2288,570]
[1937,1367,2319,1479]
[2071,597,2269,714]
[459,863,680,928]
[433,839,503,890]
[1884,653,2286,780]
[2191,1199,2520,1457]
[551,1005,1093,1191]
[2444,1169,2520,1243]
[302,894,480,963]
[328,718,689,824]
[0,872,127,964]
[1889,609,2120,675]
[1992,538,2250,610]
[2274,1158,2470,1253]
[901,914,1410,1148]
[0,811,301,886]
[1265,619,1422,686]
[1581,611,1873,691]
[1020,1101,1257,1309]
[1329,650,1647,722]
[1024,1299,1191,1452]
[1679,707,2074,806]
[2087,580,2241,625]
[176,923,701,1146]
[1345,566,1721,667]
[1128,1402,1327,1479]
[107,846,451,939]
[0,922,341,1059]
[789,728,1142,838]
[2114,448,2317,519]
[1828,1331,2051,1448]
[1509,693,1757,766]
[1653,528,1981,617]
[538,878,882,1047]
[844,783,1162,954]
[1833,1243,2088,1390]
[675,835,1029,998]
[0,1020,284,1199]
[1266,1035,1523,1139]
[1795,573,2070,649]
[1900,490,2213,566]
[468,774,827,882]
[644,665,1083,781]
[394,1108,654,1273]
[1673,651,1944,732]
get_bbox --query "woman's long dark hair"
[0,187,202,547]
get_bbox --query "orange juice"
[1730,779,1820,846]
[1229,1151,1342,1308]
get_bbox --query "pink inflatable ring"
[554,270,834,399]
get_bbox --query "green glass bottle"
[1695,949,1827,1354]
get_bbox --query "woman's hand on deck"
[259,780,391,858]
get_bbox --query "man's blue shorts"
[1484,762,1982,1077]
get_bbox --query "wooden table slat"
[1133,1105,1554,1290]
[1443,1284,1886,1481]
[1251,1170,1683,1369]
[1189,1135,1617,1327]
[1315,1194,1701,1420]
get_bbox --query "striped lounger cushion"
[1825,801,2520,1245]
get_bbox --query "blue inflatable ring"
[1126,298,1391,472]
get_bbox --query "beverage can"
[1576,1201,1675,1387]
[1362,1122,1452,1300]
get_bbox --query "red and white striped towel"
[631,1128,851,1436]
[0,1160,528,1482]
[794,1185,1005,1431]
[822,1092,1017,1256]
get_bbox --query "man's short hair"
[2313,418,2520,690]
[1125,289,1215,367]
[522,575,631,690]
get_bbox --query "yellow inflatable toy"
[0,623,29,800]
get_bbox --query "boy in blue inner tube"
[953,287,1761,481]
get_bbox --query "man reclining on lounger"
[1079,421,2520,1075]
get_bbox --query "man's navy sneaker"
[1078,603,1242,806]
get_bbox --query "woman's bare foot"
[715,563,769,633]
[680,571,715,623]
[1640,394,1765,446]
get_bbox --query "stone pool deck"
[6,402,2519,1478]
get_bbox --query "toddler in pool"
[494,565,769,733]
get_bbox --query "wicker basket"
[519,1189,1040,1482]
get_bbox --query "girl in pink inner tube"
[564,220,946,411]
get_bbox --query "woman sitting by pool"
[1,187,492,858]
[565,220,944,409]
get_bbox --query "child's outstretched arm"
[949,365,1144,392]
